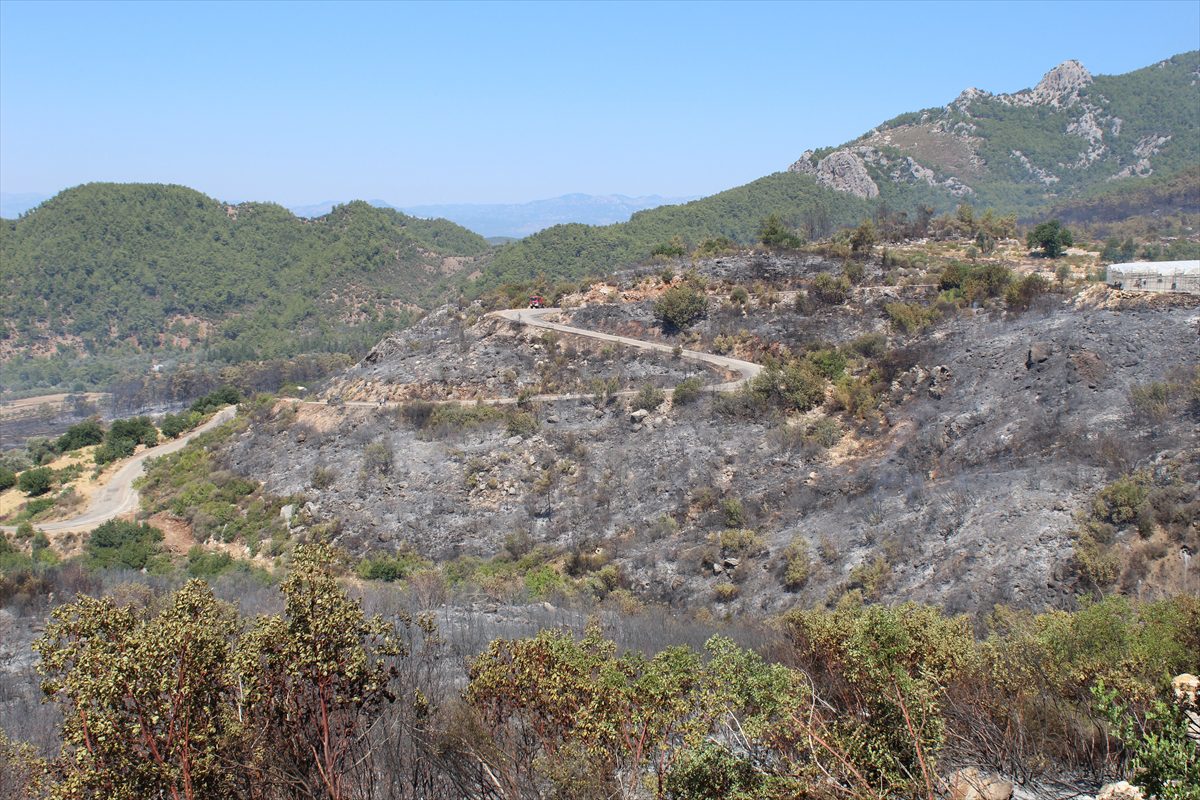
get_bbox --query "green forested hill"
[0,183,488,391]
[478,172,871,290]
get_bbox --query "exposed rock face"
[1010,150,1060,185]
[1027,59,1094,108]
[953,87,992,112]
[789,145,974,199]
[1174,672,1199,706]
[789,149,880,199]
[1112,134,1173,179]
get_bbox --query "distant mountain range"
[285,194,696,238]
[398,194,697,238]
[3,192,694,239]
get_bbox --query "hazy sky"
[2,0,1197,205]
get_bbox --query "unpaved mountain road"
[4,308,761,534]
[0,406,237,535]
[491,307,762,391]
[316,307,762,408]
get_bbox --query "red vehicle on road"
[528,294,547,309]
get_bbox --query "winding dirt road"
[1,406,237,535]
[319,307,762,409]
[5,307,760,534]
[491,307,761,392]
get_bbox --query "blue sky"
[1,0,1197,205]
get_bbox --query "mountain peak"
[1029,59,1093,106]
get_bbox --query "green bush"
[655,284,708,330]
[713,582,740,601]
[186,547,235,578]
[1026,219,1074,257]
[720,499,746,528]
[108,417,158,448]
[18,467,54,497]
[357,550,428,582]
[694,236,736,258]
[55,419,105,452]
[672,377,704,406]
[632,385,665,412]
[758,214,804,250]
[93,438,137,466]
[782,538,811,591]
[525,565,567,599]
[807,348,847,380]
[94,416,159,465]
[884,302,940,334]
[160,410,203,439]
[0,467,15,492]
[1094,682,1200,800]
[189,386,241,415]
[665,741,763,799]
[715,528,763,556]
[425,404,502,433]
[810,273,850,304]
[751,361,826,412]
[85,519,164,570]
[650,236,686,258]
[1093,476,1149,526]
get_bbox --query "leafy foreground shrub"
[463,595,1199,800]
[9,566,1197,800]
[29,545,430,800]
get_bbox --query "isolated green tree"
[758,214,804,250]
[1026,219,1074,258]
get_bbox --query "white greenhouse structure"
[1106,260,1200,295]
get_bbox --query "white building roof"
[1107,260,1200,275]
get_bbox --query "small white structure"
[1106,260,1200,295]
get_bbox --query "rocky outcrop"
[946,768,1013,800]
[999,60,1094,109]
[1096,782,1144,800]
[1174,672,1199,706]
[1111,134,1172,179]
[1010,150,1060,185]
[789,146,974,200]
[790,149,880,199]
